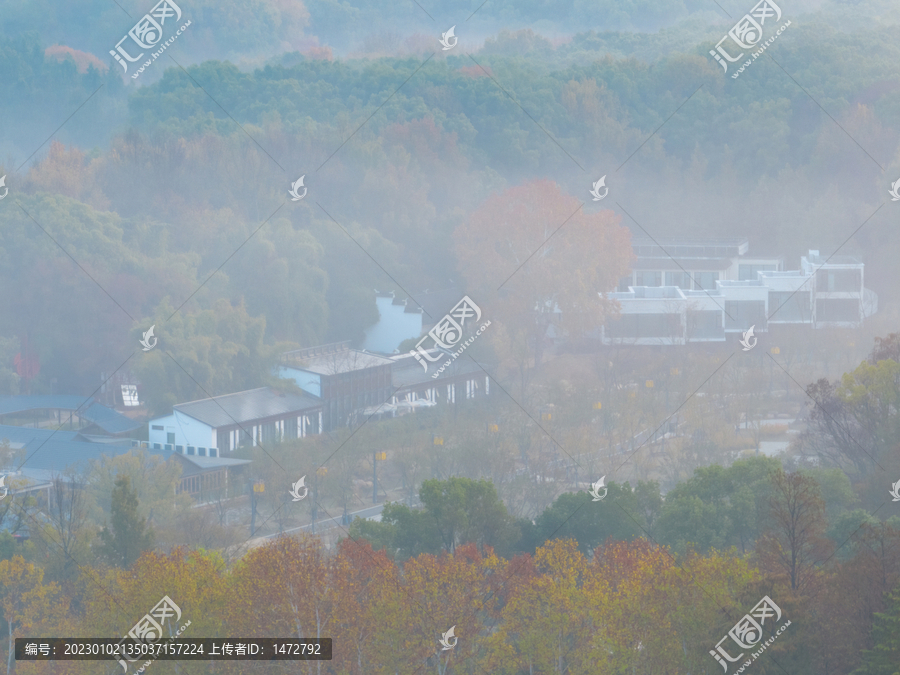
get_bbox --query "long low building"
[0,424,248,499]
[150,341,495,451]
[148,387,324,453]
[602,240,878,345]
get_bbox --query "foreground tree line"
[2,462,899,674]
[2,335,899,673]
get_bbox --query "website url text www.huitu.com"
[132,20,192,80]
[732,20,791,79]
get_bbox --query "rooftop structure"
[281,342,394,375]
[277,343,393,431]
[603,242,877,345]
[0,395,142,435]
[148,386,323,453]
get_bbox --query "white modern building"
[602,239,877,345]
[148,387,323,454]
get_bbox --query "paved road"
[264,500,420,538]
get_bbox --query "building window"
[686,310,723,339]
[664,271,691,289]
[187,446,195,455]
[635,271,662,287]
[261,422,277,443]
[167,432,175,444]
[738,264,776,281]
[606,313,682,339]
[694,272,719,290]
[724,301,766,331]
[816,299,859,322]
[152,425,164,431]
[816,269,861,293]
[768,291,810,322]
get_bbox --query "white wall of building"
[147,410,215,449]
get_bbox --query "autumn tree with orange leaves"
[454,180,633,379]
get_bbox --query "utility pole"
[250,479,264,537]
[373,451,386,504]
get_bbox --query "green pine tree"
[852,583,900,675]
[97,475,154,568]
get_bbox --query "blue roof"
[0,424,131,474]
[82,402,142,434]
[0,425,248,477]
[0,396,141,434]
[0,425,81,444]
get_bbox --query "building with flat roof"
[147,386,323,453]
[603,240,877,345]
[276,342,393,431]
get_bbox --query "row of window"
[154,443,218,457]
[619,271,721,292]
[632,246,742,258]
[605,296,862,339]
[177,470,225,496]
[619,268,862,294]
[138,440,220,457]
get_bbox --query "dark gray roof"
[631,236,749,246]
[390,353,487,389]
[174,387,322,429]
[632,258,734,271]
[281,349,393,375]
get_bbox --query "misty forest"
[1,0,900,672]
